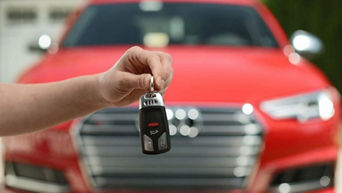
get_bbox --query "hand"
[98,46,173,106]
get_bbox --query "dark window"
[49,7,73,22]
[6,7,37,23]
[63,3,279,48]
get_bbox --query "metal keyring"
[150,76,154,92]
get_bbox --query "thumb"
[122,72,151,91]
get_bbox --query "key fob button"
[148,129,159,136]
[158,132,168,151]
[143,135,154,151]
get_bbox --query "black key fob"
[138,78,171,154]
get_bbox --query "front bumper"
[3,186,336,193]
[2,107,340,193]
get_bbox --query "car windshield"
[62,2,279,48]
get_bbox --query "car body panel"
[19,46,330,103]
[3,0,340,193]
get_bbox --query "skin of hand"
[98,46,173,106]
[0,46,173,136]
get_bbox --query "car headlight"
[261,89,335,122]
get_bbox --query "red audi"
[3,0,341,193]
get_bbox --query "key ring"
[150,76,154,92]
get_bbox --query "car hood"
[20,46,329,104]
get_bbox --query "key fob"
[138,78,171,154]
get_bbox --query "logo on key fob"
[139,77,171,154]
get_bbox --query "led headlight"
[261,90,335,122]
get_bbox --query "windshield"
[62,2,279,48]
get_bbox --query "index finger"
[128,46,173,91]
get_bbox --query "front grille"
[75,106,264,190]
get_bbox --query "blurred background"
[0,0,83,83]
[0,0,341,91]
[0,0,341,192]
[264,0,342,94]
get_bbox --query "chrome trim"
[74,106,264,190]
[139,92,164,109]
[5,174,70,193]
[150,76,154,92]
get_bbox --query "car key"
[139,76,171,154]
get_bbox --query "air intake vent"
[270,162,334,193]
[75,106,264,190]
[4,161,70,193]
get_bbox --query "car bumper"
[2,109,340,193]
[3,187,336,193]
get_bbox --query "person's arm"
[0,46,173,136]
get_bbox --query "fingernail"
[156,77,164,90]
[145,74,151,89]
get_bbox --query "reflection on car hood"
[20,46,329,104]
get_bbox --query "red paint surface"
[3,0,341,193]
[19,46,331,103]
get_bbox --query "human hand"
[98,46,173,106]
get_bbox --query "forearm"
[0,75,108,136]
[0,46,173,136]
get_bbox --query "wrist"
[91,74,112,108]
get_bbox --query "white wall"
[0,0,84,83]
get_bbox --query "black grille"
[270,162,334,193]
[4,161,70,193]
[75,107,264,190]
[5,161,68,185]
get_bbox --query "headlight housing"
[261,89,335,122]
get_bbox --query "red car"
[3,0,341,193]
